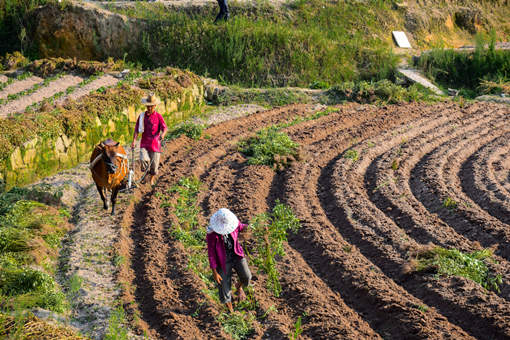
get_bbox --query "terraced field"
[0,71,121,117]
[127,102,510,339]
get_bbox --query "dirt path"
[124,101,510,339]
[0,74,83,117]
[0,74,8,83]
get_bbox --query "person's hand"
[131,140,136,149]
[213,271,222,284]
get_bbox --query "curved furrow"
[461,132,510,225]
[197,151,291,338]
[365,105,510,300]
[130,105,324,338]
[280,104,472,339]
[325,105,510,338]
[230,163,382,339]
[409,108,510,258]
[490,146,510,196]
[366,103,506,251]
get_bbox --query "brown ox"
[89,139,129,215]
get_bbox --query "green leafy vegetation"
[108,0,399,87]
[165,122,206,141]
[417,35,510,98]
[104,304,129,340]
[415,246,502,292]
[442,197,458,211]
[327,80,438,104]
[343,149,359,162]
[238,126,300,168]
[217,311,255,340]
[250,201,301,297]
[290,315,303,340]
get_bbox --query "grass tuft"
[415,246,502,292]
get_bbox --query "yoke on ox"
[89,139,128,215]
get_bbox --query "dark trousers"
[217,254,251,303]
[216,0,229,18]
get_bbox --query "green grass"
[238,126,299,167]
[250,201,301,297]
[0,187,70,315]
[107,0,399,87]
[104,304,129,340]
[417,35,510,98]
[415,247,502,292]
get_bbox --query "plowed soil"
[125,102,510,339]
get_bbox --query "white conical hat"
[207,208,239,235]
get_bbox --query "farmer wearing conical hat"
[131,93,168,186]
[207,208,252,313]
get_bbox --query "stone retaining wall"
[0,84,203,190]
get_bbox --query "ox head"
[102,141,122,174]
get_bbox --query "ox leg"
[111,186,120,216]
[96,184,108,210]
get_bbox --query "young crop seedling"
[442,197,457,211]
[165,122,206,141]
[250,201,301,297]
[343,149,359,162]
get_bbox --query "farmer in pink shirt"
[207,208,252,313]
[131,93,168,186]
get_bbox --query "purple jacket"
[207,222,247,272]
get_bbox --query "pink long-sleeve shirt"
[134,111,167,153]
[207,223,247,273]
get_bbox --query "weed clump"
[412,246,502,292]
[217,311,255,340]
[238,126,300,170]
[165,122,205,141]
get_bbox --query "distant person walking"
[215,0,230,23]
[131,93,168,186]
[207,208,252,313]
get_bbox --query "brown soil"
[123,102,510,339]
[61,73,119,103]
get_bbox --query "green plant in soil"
[290,315,303,340]
[250,201,301,297]
[104,304,129,340]
[238,126,300,168]
[217,311,255,340]
[165,122,206,141]
[415,247,502,292]
[343,149,359,162]
[442,197,457,211]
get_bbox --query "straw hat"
[141,93,160,106]
[208,208,239,235]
